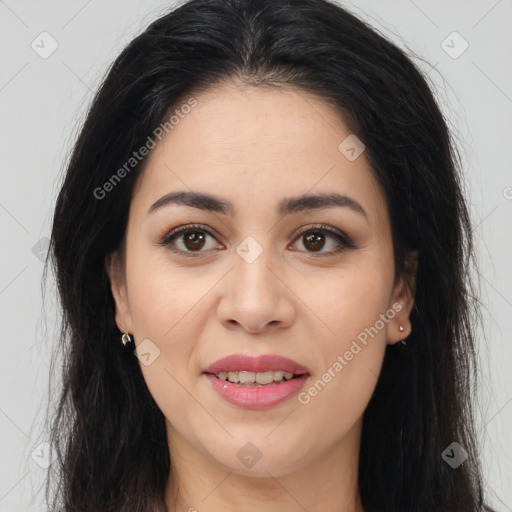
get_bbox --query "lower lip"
[204,373,310,409]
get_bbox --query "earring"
[399,325,406,346]
[121,332,133,346]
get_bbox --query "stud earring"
[121,333,133,346]
[398,325,407,346]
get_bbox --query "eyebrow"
[147,190,368,220]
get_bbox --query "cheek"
[127,278,207,373]
[123,245,207,389]
[297,255,393,413]
[309,255,394,343]
[125,239,210,337]
[297,288,390,441]
[125,261,207,428]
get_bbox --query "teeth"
[227,371,239,383]
[273,370,284,382]
[214,370,297,384]
[255,371,273,385]
[239,371,256,384]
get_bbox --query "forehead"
[132,83,387,226]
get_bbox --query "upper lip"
[204,354,310,375]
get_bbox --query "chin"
[208,444,308,478]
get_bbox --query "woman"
[45,0,495,510]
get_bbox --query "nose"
[216,242,296,334]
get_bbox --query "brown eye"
[303,231,327,252]
[159,224,222,256]
[159,223,356,258]
[290,225,356,257]
[181,230,206,251]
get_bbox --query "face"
[107,82,415,482]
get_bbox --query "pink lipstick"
[203,354,310,409]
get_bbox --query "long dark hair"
[44,0,495,510]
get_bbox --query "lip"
[203,354,310,375]
[204,373,310,409]
[203,354,310,409]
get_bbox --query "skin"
[106,81,417,512]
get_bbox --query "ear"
[105,251,134,334]
[387,250,418,345]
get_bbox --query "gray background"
[0,0,511,510]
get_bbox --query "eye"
[289,224,356,257]
[158,224,222,257]
[157,223,356,258]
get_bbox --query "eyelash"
[157,223,357,258]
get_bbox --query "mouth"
[202,353,311,408]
